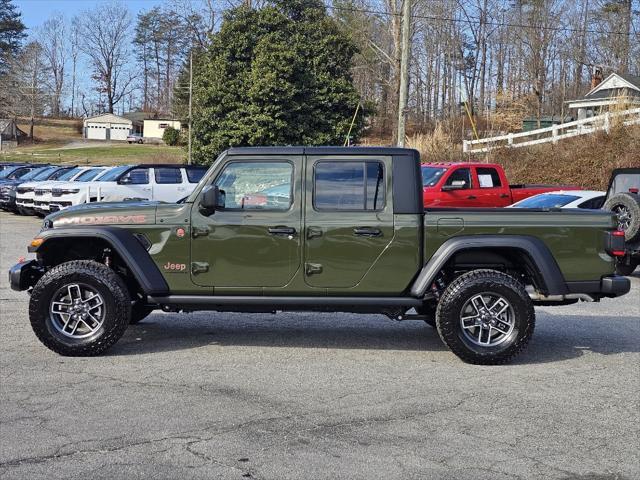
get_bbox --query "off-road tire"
[129,303,155,325]
[435,269,535,365]
[615,258,639,276]
[604,193,640,242]
[29,260,131,356]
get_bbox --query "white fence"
[463,107,640,154]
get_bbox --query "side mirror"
[118,177,132,185]
[200,185,223,214]
[442,180,466,191]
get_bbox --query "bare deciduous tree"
[39,13,66,117]
[79,2,134,114]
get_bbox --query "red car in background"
[421,162,583,208]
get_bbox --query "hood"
[46,201,160,228]
[0,179,24,188]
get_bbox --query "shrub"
[163,126,180,146]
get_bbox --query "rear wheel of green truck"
[29,261,131,356]
[435,269,535,365]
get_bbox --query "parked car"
[10,147,630,364]
[127,134,143,144]
[1,165,75,213]
[31,167,111,215]
[0,164,43,185]
[0,162,26,173]
[421,163,583,207]
[15,166,87,215]
[602,167,640,276]
[35,164,208,212]
[508,190,606,210]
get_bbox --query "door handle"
[192,226,211,238]
[467,195,477,200]
[353,227,382,237]
[499,193,509,198]
[268,226,296,236]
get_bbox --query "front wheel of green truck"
[435,269,535,365]
[29,261,131,356]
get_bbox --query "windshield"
[32,167,59,181]
[25,166,58,181]
[96,165,130,181]
[421,166,448,187]
[513,194,581,208]
[57,167,84,181]
[186,153,226,203]
[74,168,107,182]
[0,166,22,179]
[6,167,34,180]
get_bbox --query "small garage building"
[83,114,132,141]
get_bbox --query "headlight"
[17,187,34,194]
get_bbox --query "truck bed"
[423,208,617,282]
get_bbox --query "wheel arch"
[411,235,568,297]
[31,227,169,296]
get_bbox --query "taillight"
[606,230,626,257]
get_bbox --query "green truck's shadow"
[110,312,640,365]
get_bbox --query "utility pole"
[188,49,193,165]
[397,0,411,147]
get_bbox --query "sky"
[15,0,161,32]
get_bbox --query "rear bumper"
[566,274,631,298]
[8,260,43,291]
[600,275,631,297]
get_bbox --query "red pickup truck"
[422,162,583,207]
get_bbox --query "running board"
[147,295,423,309]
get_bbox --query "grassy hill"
[2,117,186,165]
[403,123,639,191]
[486,125,640,190]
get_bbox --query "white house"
[568,72,640,119]
[83,113,133,141]
[143,119,181,140]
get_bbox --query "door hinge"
[305,263,323,275]
[306,227,323,239]
[192,226,211,238]
[191,262,209,275]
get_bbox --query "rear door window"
[186,168,207,183]
[476,167,502,188]
[154,167,183,184]
[313,161,385,211]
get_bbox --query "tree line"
[0,0,638,144]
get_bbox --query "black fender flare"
[31,227,169,296]
[410,235,568,297]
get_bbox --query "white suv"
[45,164,208,211]
[32,167,112,215]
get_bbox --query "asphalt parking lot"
[0,211,638,480]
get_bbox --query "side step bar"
[147,295,424,309]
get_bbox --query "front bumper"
[8,260,44,291]
[0,193,16,209]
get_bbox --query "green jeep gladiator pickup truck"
[9,147,631,364]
